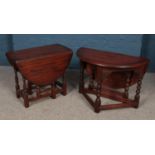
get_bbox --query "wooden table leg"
[94,81,102,113]
[124,72,133,99]
[14,69,20,98]
[94,67,103,113]
[36,86,41,98]
[22,78,29,108]
[62,75,67,96]
[134,78,142,108]
[51,82,56,99]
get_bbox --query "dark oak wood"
[77,47,149,113]
[6,44,72,107]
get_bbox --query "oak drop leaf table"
[6,44,73,108]
[77,47,149,113]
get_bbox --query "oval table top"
[6,44,72,66]
[77,47,149,69]
[6,44,73,85]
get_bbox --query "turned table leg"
[14,69,20,98]
[22,78,29,108]
[134,78,142,108]
[51,82,56,99]
[124,72,132,99]
[94,81,102,113]
[36,86,41,98]
[79,61,85,93]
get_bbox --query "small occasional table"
[6,44,72,108]
[77,47,149,113]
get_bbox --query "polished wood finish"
[77,47,149,113]
[6,44,72,107]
